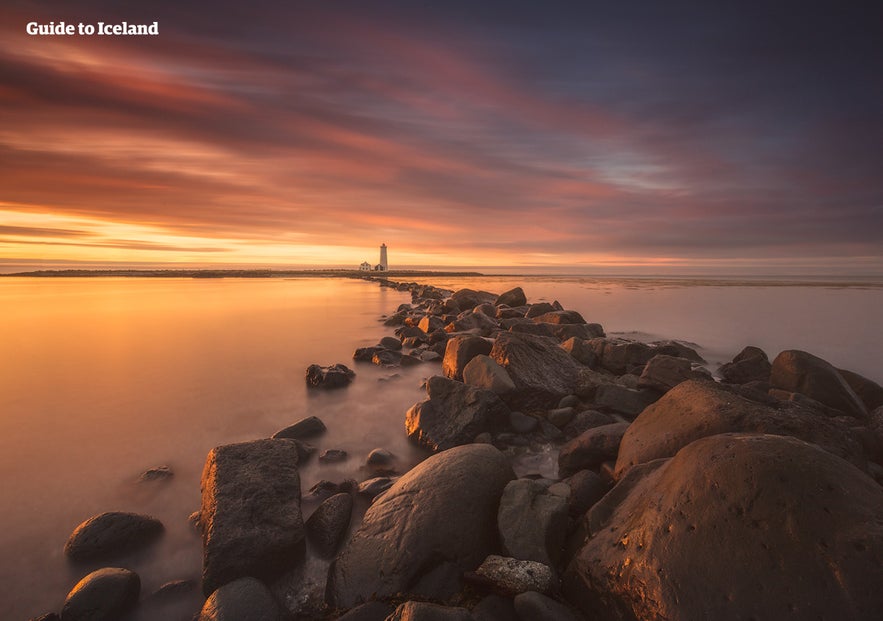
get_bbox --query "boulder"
[474,555,556,595]
[593,384,659,417]
[305,363,355,389]
[509,322,556,337]
[462,354,516,395]
[509,411,538,433]
[357,476,397,499]
[589,338,655,375]
[326,444,515,608]
[353,346,381,362]
[497,479,568,566]
[650,340,705,363]
[560,337,596,366]
[365,448,396,473]
[637,354,703,392]
[838,368,883,411]
[531,310,586,325]
[305,493,353,557]
[386,601,473,621]
[272,415,326,440]
[564,434,883,620]
[513,591,583,621]
[550,323,605,342]
[474,302,498,317]
[64,512,163,562]
[319,449,348,463]
[770,350,867,418]
[372,349,402,366]
[562,409,617,438]
[558,422,631,476]
[419,315,446,334]
[490,332,581,410]
[472,595,516,621]
[199,439,304,595]
[199,577,283,621]
[565,470,608,517]
[405,376,509,452]
[336,601,396,621]
[451,288,497,311]
[614,379,867,479]
[138,465,173,482]
[546,407,574,428]
[719,346,771,384]
[61,567,140,621]
[496,287,527,307]
[379,336,403,351]
[442,335,493,381]
[445,311,500,336]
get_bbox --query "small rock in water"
[64,512,164,562]
[138,465,173,482]
[61,567,140,621]
[379,336,403,350]
[305,363,355,389]
[272,416,326,440]
[365,448,396,472]
[319,449,348,463]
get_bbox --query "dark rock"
[509,321,556,337]
[651,340,706,363]
[357,476,397,499]
[509,411,538,433]
[525,302,556,318]
[593,384,659,416]
[304,479,342,502]
[558,422,630,476]
[419,315,446,334]
[387,601,473,621]
[31,614,61,621]
[463,354,516,395]
[561,409,616,438]
[498,479,568,566]
[496,287,527,307]
[401,353,423,367]
[319,449,348,463]
[442,335,493,380]
[406,375,509,452]
[305,493,353,557]
[614,379,867,479]
[336,601,396,621]
[564,434,883,620]
[637,354,697,392]
[353,346,381,362]
[474,302,498,317]
[372,349,403,366]
[490,332,581,410]
[445,311,500,336]
[770,349,867,418]
[565,470,608,517]
[558,394,581,408]
[474,555,556,595]
[64,512,164,562]
[560,337,596,366]
[719,345,771,384]
[199,576,283,621]
[150,579,196,600]
[61,567,140,621]
[496,306,526,320]
[383,313,407,327]
[451,288,497,311]
[420,350,443,362]
[305,363,355,389]
[589,338,655,375]
[365,448,395,472]
[513,591,582,621]
[326,444,515,608]
[531,310,586,325]
[546,407,575,428]
[272,416,326,440]
[838,368,883,411]
[138,465,173,482]
[551,323,605,342]
[472,594,517,621]
[380,336,403,351]
[199,439,304,595]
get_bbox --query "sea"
[1,274,880,619]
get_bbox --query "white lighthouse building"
[378,243,388,271]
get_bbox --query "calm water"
[1,275,881,619]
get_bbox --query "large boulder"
[564,434,883,620]
[770,350,867,419]
[64,512,163,562]
[495,287,527,308]
[593,384,659,417]
[588,338,655,375]
[497,479,568,566]
[637,354,708,393]
[490,332,581,410]
[61,567,140,621]
[198,577,284,621]
[838,368,883,411]
[719,346,771,384]
[442,335,493,380]
[199,439,304,595]
[462,354,516,395]
[614,379,866,479]
[560,337,596,367]
[405,376,509,451]
[514,591,583,621]
[326,444,515,608]
[558,423,631,476]
[305,363,355,389]
[531,310,586,325]
[445,311,500,336]
[451,288,497,311]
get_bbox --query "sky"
[1,0,881,274]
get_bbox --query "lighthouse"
[379,243,388,271]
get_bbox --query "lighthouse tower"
[379,243,388,271]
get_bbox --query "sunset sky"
[1,1,881,274]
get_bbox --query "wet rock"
[419,315,446,334]
[357,476,397,499]
[637,354,699,392]
[509,411,538,433]
[199,439,304,595]
[593,384,659,416]
[61,567,140,621]
[565,470,608,517]
[615,379,867,479]
[406,375,509,452]
[353,346,381,362]
[138,465,173,482]
[326,444,515,608]
[319,449,348,463]
[498,479,568,566]
[496,287,527,307]
[442,335,493,380]
[513,591,582,621]
[199,576,283,621]
[272,415,326,440]
[305,363,355,389]
[64,512,164,562]
[305,493,353,557]
[719,345,771,384]
[463,354,516,395]
[560,337,596,366]
[546,407,574,428]
[531,310,586,325]
[380,335,403,350]
[372,349,403,366]
[558,422,630,476]
[474,302,498,317]
[650,340,705,363]
[451,288,497,310]
[420,350,443,362]
[770,349,867,419]
[490,332,581,410]
[365,448,395,472]
[838,368,883,411]
[564,434,883,621]
[387,601,473,621]
[474,555,556,595]
[445,311,500,336]
[589,338,655,375]
[550,323,605,342]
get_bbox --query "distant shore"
[0,268,485,278]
